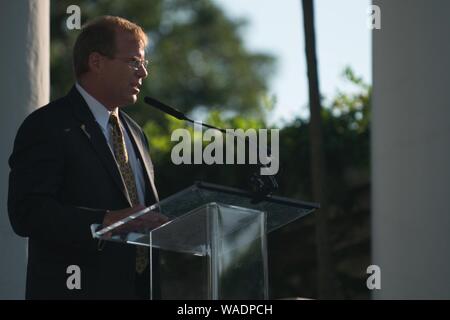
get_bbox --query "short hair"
[73,16,148,78]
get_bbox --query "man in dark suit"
[8,16,167,299]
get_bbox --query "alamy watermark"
[66,5,81,30]
[66,265,81,290]
[366,264,381,290]
[170,122,279,176]
[367,5,381,30]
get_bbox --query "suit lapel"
[120,111,160,204]
[68,86,133,207]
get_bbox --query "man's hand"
[102,205,169,235]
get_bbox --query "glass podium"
[91,181,319,300]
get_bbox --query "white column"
[372,0,450,299]
[0,0,49,299]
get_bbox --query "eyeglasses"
[113,57,149,71]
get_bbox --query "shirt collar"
[75,82,118,132]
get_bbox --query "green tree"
[273,67,371,299]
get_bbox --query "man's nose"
[136,64,148,79]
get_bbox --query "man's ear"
[87,52,103,74]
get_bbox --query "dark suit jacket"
[8,86,157,299]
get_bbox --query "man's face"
[100,30,148,108]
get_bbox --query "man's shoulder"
[17,92,76,139]
[22,93,74,126]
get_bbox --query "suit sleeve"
[7,111,106,248]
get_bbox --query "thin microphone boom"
[144,96,189,121]
[144,96,226,133]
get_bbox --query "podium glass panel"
[91,182,318,299]
[149,203,267,299]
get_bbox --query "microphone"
[143,96,278,197]
[144,96,189,121]
[144,96,227,134]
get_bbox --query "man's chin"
[130,94,138,104]
[119,95,138,107]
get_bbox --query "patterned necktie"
[109,113,148,274]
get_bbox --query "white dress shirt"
[76,83,146,205]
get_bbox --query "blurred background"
[2,0,449,300]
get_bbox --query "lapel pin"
[81,124,91,139]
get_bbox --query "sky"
[213,0,371,125]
